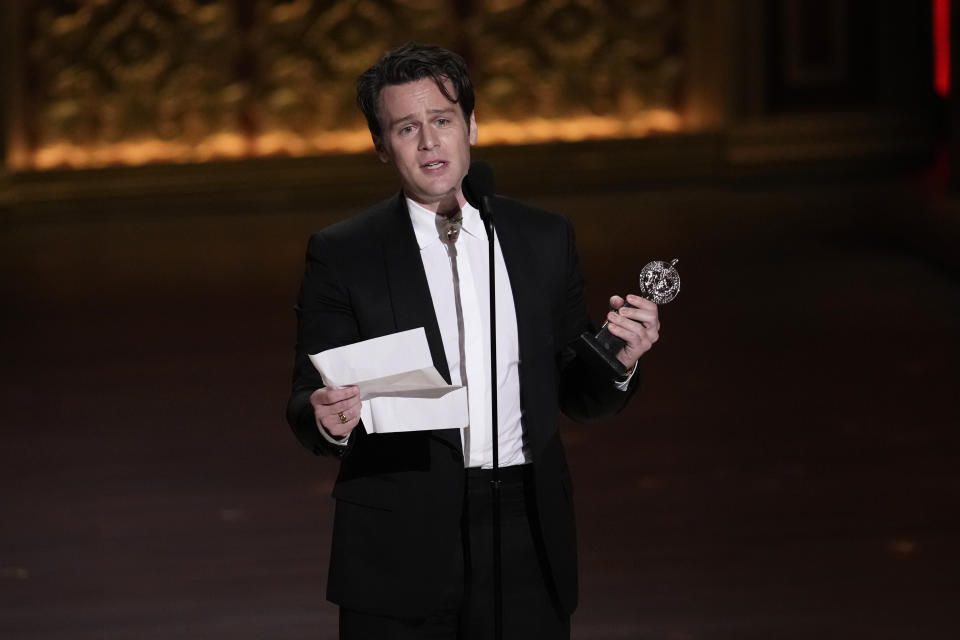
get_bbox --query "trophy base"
[573,331,628,378]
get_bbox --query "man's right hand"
[311,385,361,439]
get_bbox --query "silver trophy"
[574,259,680,377]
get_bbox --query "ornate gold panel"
[8,0,684,170]
[249,0,456,155]
[22,0,247,167]
[466,0,683,144]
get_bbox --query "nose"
[419,127,437,150]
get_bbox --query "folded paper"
[309,328,468,434]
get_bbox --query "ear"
[374,138,390,163]
[468,112,478,146]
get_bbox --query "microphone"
[462,160,495,233]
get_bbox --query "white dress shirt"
[408,198,528,468]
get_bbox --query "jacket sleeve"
[286,231,361,459]
[555,217,639,422]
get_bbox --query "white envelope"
[309,328,468,434]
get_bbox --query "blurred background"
[1,1,958,638]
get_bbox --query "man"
[286,42,660,639]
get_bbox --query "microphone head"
[462,160,495,209]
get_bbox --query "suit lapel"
[495,200,556,453]
[495,201,552,381]
[378,194,462,452]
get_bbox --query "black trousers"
[339,465,570,640]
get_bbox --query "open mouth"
[422,160,446,169]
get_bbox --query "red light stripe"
[934,0,951,97]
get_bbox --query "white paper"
[309,328,467,434]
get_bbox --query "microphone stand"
[478,195,502,640]
[465,160,503,640]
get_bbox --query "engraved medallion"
[639,258,680,305]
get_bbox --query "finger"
[315,394,361,423]
[318,403,361,436]
[606,319,657,354]
[625,294,657,311]
[606,312,654,342]
[323,402,359,425]
[329,394,362,415]
[610,306,659,329]
[324,385,360,403]
[608,295,625,310]
[609,308,660,342]
[312,385,360,407]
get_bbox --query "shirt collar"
[406,196,484,250]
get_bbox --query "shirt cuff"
[317,420,351,447]
[614,362,638,391]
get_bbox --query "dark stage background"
[2,2,958,639]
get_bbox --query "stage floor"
[2,178,958,639]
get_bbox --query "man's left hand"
[605,294,660,370]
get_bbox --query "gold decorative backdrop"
[8,0,685,170]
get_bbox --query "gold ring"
[337,411,347,424]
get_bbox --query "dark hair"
[356,42,475,146]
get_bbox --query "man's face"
[375,77,477,212]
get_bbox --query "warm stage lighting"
[31,133,250,169]
[21,112,684,170]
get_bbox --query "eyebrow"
[388,107,457,129]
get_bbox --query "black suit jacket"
[287,192,637,618]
